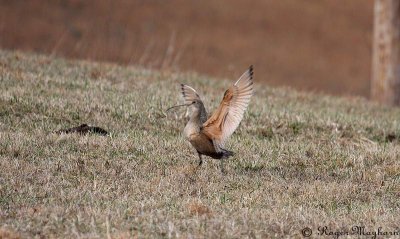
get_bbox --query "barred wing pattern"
[181,84,201,104]
[202,66,254,150]
[181,83,208,123]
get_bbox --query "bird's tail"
[222,149,235,158]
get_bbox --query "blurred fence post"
[371,0,400,105]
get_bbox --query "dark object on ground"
[56,124,109,136]
[385,133,397,142]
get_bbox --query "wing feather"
[181,84,201,104]
[202,66,254,150]
[180,84,207,123]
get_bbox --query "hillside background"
[0,0,373,96]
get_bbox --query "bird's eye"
[192,101,196,104]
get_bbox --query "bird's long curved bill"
[166,103,192,112]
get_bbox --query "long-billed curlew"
[168,66,254,172]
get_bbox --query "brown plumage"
[175,66,254,171]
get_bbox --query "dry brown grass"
[0,227,21,239]
[0,50,400,238]
[0,0,373,97]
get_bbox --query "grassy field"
[0,50,400,238]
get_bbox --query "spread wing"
[181,84,201,104]
[181,84,208,123]
[202,65,254,150]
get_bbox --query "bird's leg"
[220,158,226,174]
[196,152,203,168]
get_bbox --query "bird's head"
[189,99,203,110]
